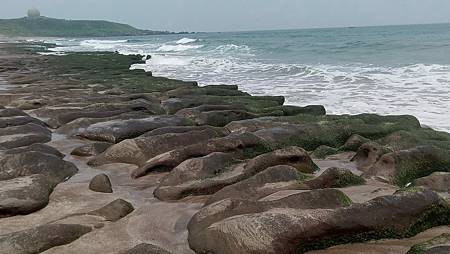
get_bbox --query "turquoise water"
[42,23,450,131]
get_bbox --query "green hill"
[0,16,171,37]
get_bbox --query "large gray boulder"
[160,95,284,115]
[157,152,238,188]
[0,224,92,254]
[280,105,326,116]
[188,190,449,254]
[88,128,222,166]
[46,99,163,128]
[364,145,450,186]
[0,115,46,128]
[71,142,112,157]
[205,167,365,206]
[351,142,386,171]
[131,132,265,178]
[154,147,318,200]
[0,123,51,149]
[189,189,351,241]
[4,143,64,158]
[0,174,51,217]
[225,118,286,134]
[175,105,240,119]
[204,165,302,205]
[303,167,365,189]
[56,111,152,137]
[88,199,134,222]
[89,174,113,193]
[141,125,228,137]
[0,151,78,186]
[176,105,257,127]
[340,134,371,151]
[414,172,450,192]
[78,116,190,143]
[196,109,256,127]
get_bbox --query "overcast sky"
[1,0,450,32]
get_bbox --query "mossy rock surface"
[296,196,450,253]
[304,168,365,189]
[242,142,275,159]
[378,129,450,151]
[311,145,339,159]
[271,113,421,151]
[297,171,315,182]
[407,233,450,254]
[394,146,450,187]
[331,171,366,188]
[339,134,371,151]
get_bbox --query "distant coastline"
[0,16,192,37]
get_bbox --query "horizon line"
[194,21,450,34]
[2,15,449,34]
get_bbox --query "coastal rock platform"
[0,42,448,254]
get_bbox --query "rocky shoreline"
[0,41,449,254]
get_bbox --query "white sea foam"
[41,35,450,132]
[213,44,253,55]
[175,38,198,44]
[139,54,450,131]
[38,52,67,56]
[79,39,128,50]
[156,44,204,52]
[131,55,191,71]
[81,39,128,45]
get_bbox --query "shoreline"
[0,41,449,253]
[42,33,450,133]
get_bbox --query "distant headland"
[0,9,187,37]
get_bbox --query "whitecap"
[175,38,198,44]
[80,39,128,45]
[79,39,128,50]
[156,44,204,52]
[38,52,67,56]
[214,44,252,53]
[148,55,191,66]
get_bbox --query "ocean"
[38,23,450,131]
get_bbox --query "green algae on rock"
[407,233,450,254]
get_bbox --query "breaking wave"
[40,24,450,131]
[175,38,198,44]
[156,44,204,52]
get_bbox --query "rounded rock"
[89,174,113,193]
